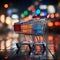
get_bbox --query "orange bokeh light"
[48,35,53,41]
[47,22,53,27]
[54,22,59,26]
[55,13,59,17]
[4,4,8,8]
[50,14,54,18]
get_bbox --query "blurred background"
[0,0,60,60]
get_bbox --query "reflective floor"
[0,32,60,60]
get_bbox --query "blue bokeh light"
[35,9,41,15]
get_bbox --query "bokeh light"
[35,9,41,15]
[34,1,39,6]
[48,35,53,41]
[20,13,25,18]
[0,14,5,23]
[55,13,59,17]
[54,22,60,26]
[47,22,53,27]
[4,4,8,8]
[39,5,47,10]
[48,5,55,13]
[6,16,12,24]
[24,10,28,16]
[50,14,54,18]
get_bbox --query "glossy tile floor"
[0,32,60,60]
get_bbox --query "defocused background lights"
[23,10,28,16]
[48,5,55,13]
[4,4,8,8]
[34,1,39,6]
[6,17,12,24]
[0,0,60,59]
[48,35,53,41]
[7,9,12,16]
[54,22,59,26]
[31,8,35,12]
[47,22,53,27]
[47,14,50,18]
[40,11,47,16]
[20,13,25,18]
[0,14,5,23]
[39,5,47,10]
[28,5,34,11]
[11,14,19,19]
[55,13,59,17]
[35,9,41,15]
[50,14,54,18]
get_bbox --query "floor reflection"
[0,32,60,60]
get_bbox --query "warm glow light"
[55,13,59,17]
[28,15,32,19]
[48,35,53,41]
[4,4,8,8]
[47,22,53,27]
[54,22,60,26]
[6,17,12,24]
[0,14,5,23]
[23,15,32,21]
[50,14,54,18]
